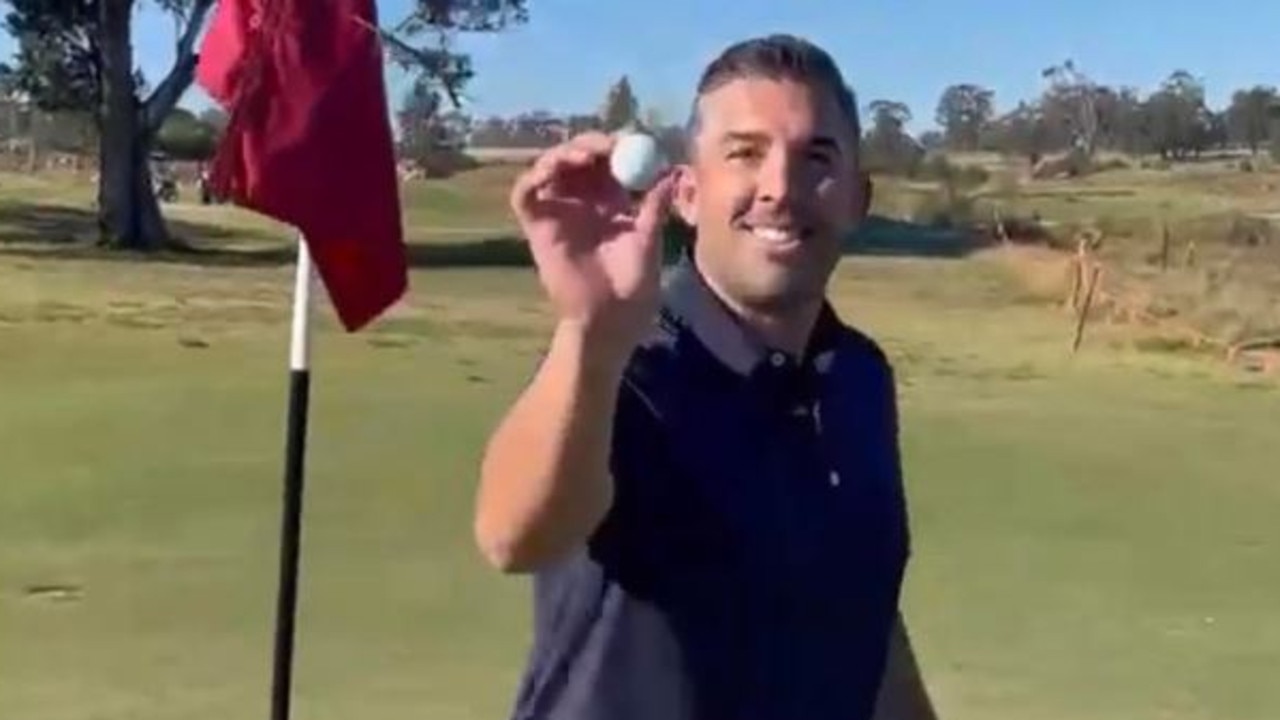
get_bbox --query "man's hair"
[685,34,862,148]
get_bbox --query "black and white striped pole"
[270,235,314,720]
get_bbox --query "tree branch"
[141,0,214,135]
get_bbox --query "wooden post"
[1160,221,1171,271]
[1071,263,1103,354]
[1065,235,1089,311]
[1065,255,1082,311]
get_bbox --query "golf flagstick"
[271,233,314,720]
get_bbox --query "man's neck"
[735,302,822,358]
[701,275,823,358]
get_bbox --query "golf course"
[1,161,1278,720]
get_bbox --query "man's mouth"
[743,223,811,248]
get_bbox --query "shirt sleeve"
[585,370,670,575]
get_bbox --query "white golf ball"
[609,132,668,192]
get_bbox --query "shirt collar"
[660,250,842,377]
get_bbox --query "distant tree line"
[865,63,1280,176]
[405,62,1280,181]
[397,74,686,175]
[9,56,1279,187]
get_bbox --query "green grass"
[2,168,1280,719]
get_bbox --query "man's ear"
[672,164,698,227]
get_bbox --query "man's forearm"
[873,615,939,720]
[474,320,631,573]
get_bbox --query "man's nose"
[755,149,803,205]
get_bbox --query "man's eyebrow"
[719,131,843,152]
[719,130,770,145]
[810,135,840,152]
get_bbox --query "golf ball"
[609,132,668,192]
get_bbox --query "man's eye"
[727,147,760,161]
[808,150,835,166]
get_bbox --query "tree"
[599,76,639,132]
[1143,70,1211,159]
[3,0,217,249]
[1096,87,1148,155]
[0,0,529,251]
[396,79,474,177]
[917,130,945,153]
[935,84,994,152]
[861,99,921,175]
[1040,60,1101,157]
[1226,86,1278,155]
[985,101,1049,165]
[1269,102,1280,163]
[198,106,228,135]
[639,106,665,133]
[398,78,444,159]
[155,106,218,161]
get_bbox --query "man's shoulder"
[825,316,896,384]
[833,319,890,361]
[619,311,697,390]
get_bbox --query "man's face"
[676,77,869,314]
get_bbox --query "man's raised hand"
[510,131,677,354]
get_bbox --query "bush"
[155,117,218,162]
[1092,156,1131,173]
[417,146,480,179]
[912,153,990,188]
[1225,213,1275,247]
[910,189,976,229]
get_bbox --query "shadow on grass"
[0,199,278,246]
[0,198,991,270]
[848,215,992,258]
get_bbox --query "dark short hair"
[686,34,862,147]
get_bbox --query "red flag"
[196,0,408,332]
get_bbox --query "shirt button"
[769,352,787,367]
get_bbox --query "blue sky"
[3,0,1279,132]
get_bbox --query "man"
[477,34,938,720]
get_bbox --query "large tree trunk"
[97,118,168,251]
[94,0,214,251]
[96,0,169,251]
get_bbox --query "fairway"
[1,237,1278,720]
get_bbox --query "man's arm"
[473,321,629,574]
[872,614,939,720]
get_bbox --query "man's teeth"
[752,227,799,243]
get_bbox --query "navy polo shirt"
[507,255,911,720]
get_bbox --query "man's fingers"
[510,147,593,212]
[566,131,616,156]
[510,133,618,216]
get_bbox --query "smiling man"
[477,34,938,720]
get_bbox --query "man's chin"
[732,275,827,315]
